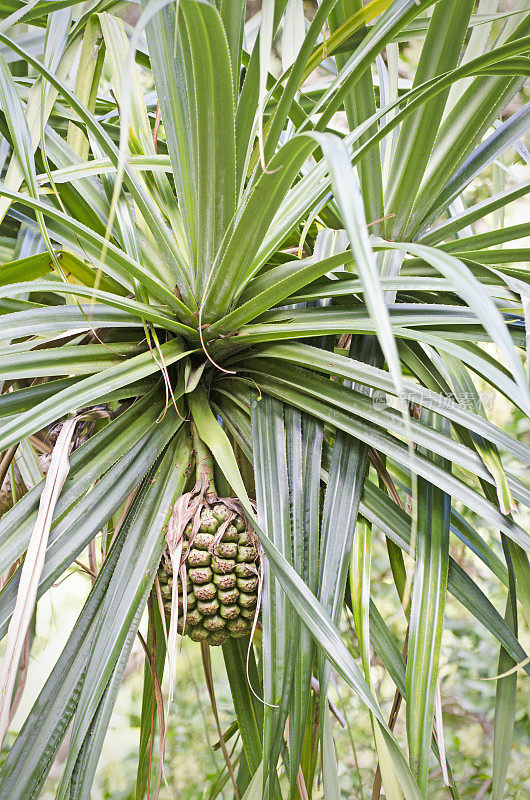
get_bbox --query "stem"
[191,421,216,494]
[0,445,19,490]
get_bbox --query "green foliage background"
[0,1,529,798]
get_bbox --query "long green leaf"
[252,395,296,798]
[385,0,474,236]
[406,412,450,792]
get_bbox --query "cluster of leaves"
[0,1,529,799]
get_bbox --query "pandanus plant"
[0,0,529,797]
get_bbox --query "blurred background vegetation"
[1,1,528,797]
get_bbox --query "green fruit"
[188,566,213,584]
[189,626,210,642]
[234,516,246,533]
[213,572,236,589]
[238,592,257,609]
[199,511,218,534]
[197,598,220,616]
[209,630,230,646]
[177,592,197,611]
[223,524,239,543]
[235,563,255,578]
[215,541,238,558]
[194,582,217,601]
[186,608,203,626]
[211,555,235,574]
[212,503,230,523]
[203,615,226,631]
[158,502,260,645]
[227,618,252,637]
[219,604,240,620]
[237,577,258,592]
[237,545,257,562]
[194,532,215,550]
[187,548,211,567]
[218,588,239,604]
